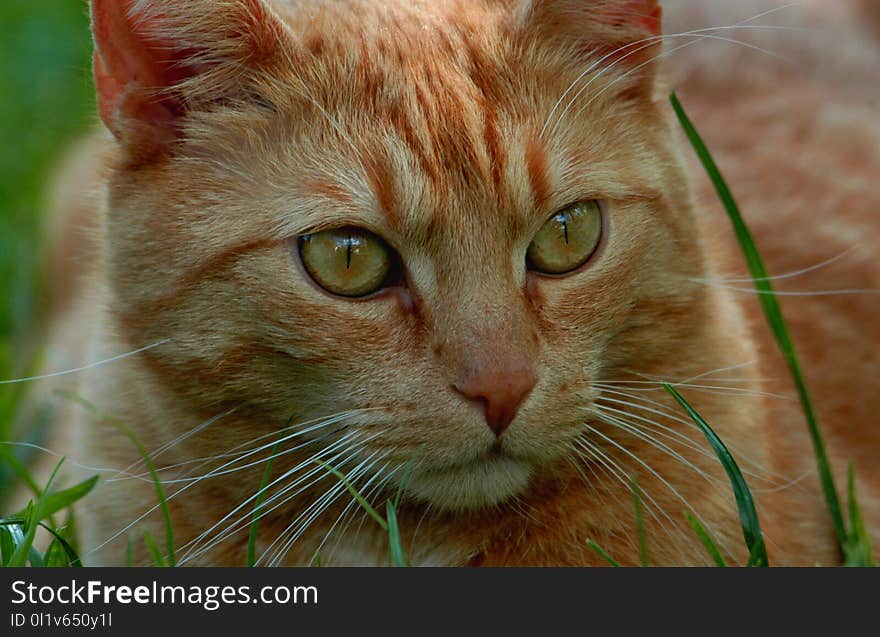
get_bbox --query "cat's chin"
[402,455,533,511]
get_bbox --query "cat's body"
[32,0,878,565]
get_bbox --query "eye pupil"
[560,214,570,245]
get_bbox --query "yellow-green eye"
[299,227,395,298]
[526,201,603,275]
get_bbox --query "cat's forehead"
[257,0,658,256]
[275,0,554,239]
[277,0,512,43]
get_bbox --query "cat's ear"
[521,0,662,40]
[520,0,663,88]
[91,0,291,154]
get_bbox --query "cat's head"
[92,0,712,511]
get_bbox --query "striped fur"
[35,0,879,565]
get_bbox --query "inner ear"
[519,0,664,103]
[521,0,663,51]
[618,1,663,37]
[92,1,194,143]
[91,0,291,154]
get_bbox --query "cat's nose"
[453,357,536,436]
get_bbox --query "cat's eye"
[299,227,396,298]
[526,201,603,275]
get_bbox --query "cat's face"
[97,0,706,510]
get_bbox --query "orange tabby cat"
[34,0,878,565]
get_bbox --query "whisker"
[262,451,387,567]
[690,281,879,296]
[274,455,389,566]
[541,15,803,140]
[192,428,386,564]
[107,410,365,484]
[592,403,722,468]
[596,380,795,402]
[582,423,736,560]
[574,437,690,556]
[0,441,144,480]
[0,339,171,385]
[693,246,859,285]
[557,31,792,140]
[177,430,374,564]
[134,423,344,486]
[735,1,806,26]
[547,23,802,141]
[322,464,402,565]
[590,407,724,487]
[179,441,362,565]
[87,412,361,556]
[119,405,241,476]
[600,359,765,385]
[307,463,389,566]
[590,388,794,485]
[173,408,378,480]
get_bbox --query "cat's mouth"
[401,448,533,511]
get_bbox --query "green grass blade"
[0,447,43,500]
[843,462,874,566]
[586,540,621,567]
[247,441,281,567]
[685,512,727,567]
[670,91,847,551]
[8,458,64,567]
[142,530,166,567]
[315,459,388,531]
[27,546,44,567]
[385,500,410,567]
[394,449,422,510]
[0,518,80,565]
[37,523,82,567]
[126,534,135,567]
[631,477,649,567]
[0,524,16,565]
[17,475,98,522]
[665,384,768,566]
[58,390,177,567]
[43,539,68,567]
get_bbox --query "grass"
[247,441,282,567]
[631,478,649,567]
[316,459,410,566]
[0,1,96,561]
[0,459,96,567]
[685,512,727,567]
[0,0,95,505]
[666,384,767,567]
[58,391,178,567]
[670,92,873,566]
[0,3,872,566]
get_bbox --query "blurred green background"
[0,1,95,496]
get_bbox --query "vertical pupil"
[559,212,570,245]
[346,234,353,269]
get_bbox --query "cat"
[28,0,879,566]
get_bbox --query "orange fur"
[35,0,879,565]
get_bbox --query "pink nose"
[454,359,536,436]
